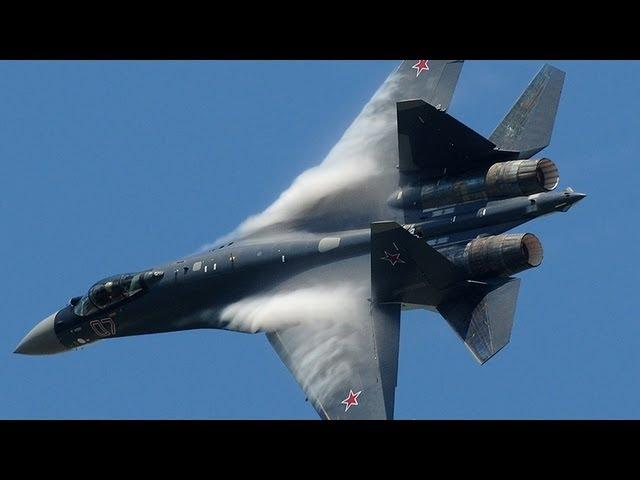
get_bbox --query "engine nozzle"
[453,233,543,278]
[486,158,559,197]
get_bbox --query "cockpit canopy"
[73,270,164,317]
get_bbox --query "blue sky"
[1,60,638,419]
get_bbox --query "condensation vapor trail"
[205,62,404,248]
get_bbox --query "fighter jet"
[15,61,585,419]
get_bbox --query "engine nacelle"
[448,233,543,278]
[388,158,559,210]
[485,158,559,197]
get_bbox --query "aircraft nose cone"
[14,312,67,355]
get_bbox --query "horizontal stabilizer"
[489,64,565,159]
[438,277,521,364]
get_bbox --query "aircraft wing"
[234,60,465,237]
[383,60,464,111]
[265,257,401,420]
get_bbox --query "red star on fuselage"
[341,389,362,412]
[412,60,430,77]
[381,250,405,266]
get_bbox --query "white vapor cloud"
[220,280,372,404]
[215,63,405,242]
[219,282,368,334]
[204,63,411,403]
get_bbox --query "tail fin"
[489,64,565,159]
[371,221,522,364]
[438,277,521,364]
[397,100,498,176]
[371,221,463,304]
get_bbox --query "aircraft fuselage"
[15,187,584,355]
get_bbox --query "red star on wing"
[412,60,430,77]
[341,389,362,412]
[381,250,405,266]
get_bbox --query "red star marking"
[412,60,430,77]
[381,250,405,266]
[341,389,362,412]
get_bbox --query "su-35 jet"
[16,61,585,419]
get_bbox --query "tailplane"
[489,64,565,159]
[371,221,522,364]
[438,277,520,364]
